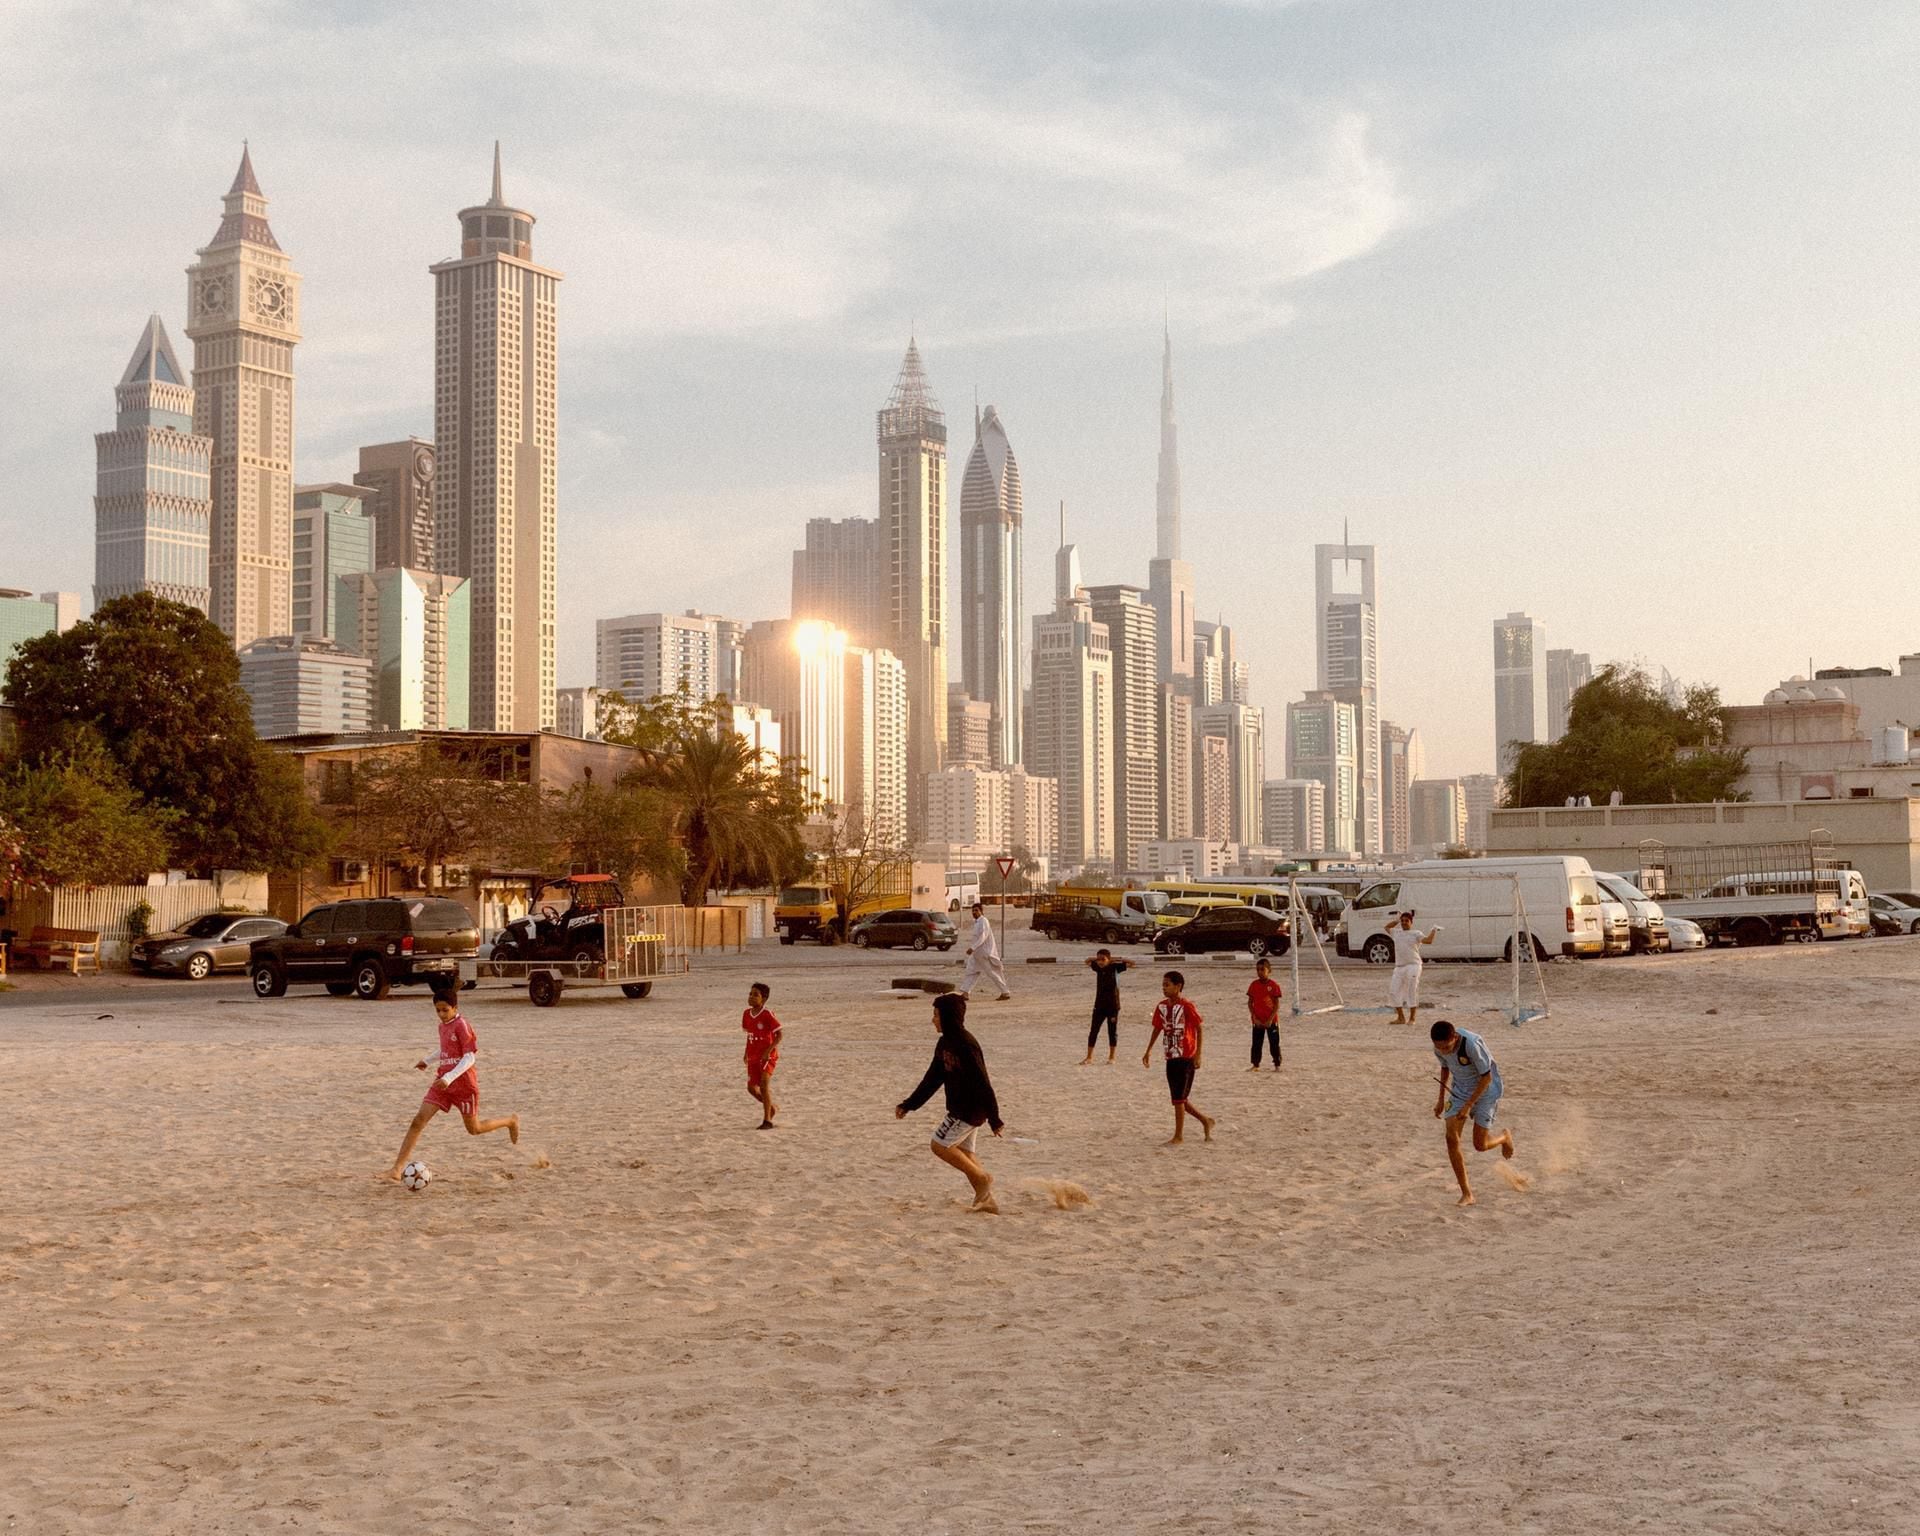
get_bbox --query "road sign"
[996,856,1015,877]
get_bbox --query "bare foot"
[1270,1065,1282,1073]
[1457,1191,1476,1207]
[1246,1064,1261,1072]
[757,1120,775,1130]
[1501,1132,1516,1159]
[378,1168,403,1183]
[507,1115,522,1146]
[970,1191,999,1214]
[1106,1054,1116,1065]
[1197,1114,1216,1142]
[1164,1135,1184,1145]
[1079,1055,1093,1066]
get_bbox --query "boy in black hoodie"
[895,992,1004,1213]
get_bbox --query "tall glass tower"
[958,403,1023,768]
[93,315,212,612]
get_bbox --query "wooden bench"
[15,927,103,975]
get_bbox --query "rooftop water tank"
[1876,725,1910,764]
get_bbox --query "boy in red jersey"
[742,982,782,1129]
[1246,957,1283,1072]
[383,980,519,1180]
[1142,970,1215,1145]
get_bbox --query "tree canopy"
[0,738,175,887]
[1505,665,1748,808]
[3,594,330,873]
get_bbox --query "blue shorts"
[1448,1078,1502,1128]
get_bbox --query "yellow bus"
[1145,880,1289,926]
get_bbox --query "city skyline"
[11,5,1920,774]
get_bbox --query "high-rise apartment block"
[844,644,909,848]
[292,484,374,642]
[1142,838,1232,879]
[1410,777,1468,854]
[353,438,436,572]
[1262,778,1326,855]
[1546,648,1592,740]
[877,341,948,829]
[922,766,1059,863]
[556,685,602,739]
[432,146,559,733]
[0,590,81,680]
[1196,735,1232,842]
[946,687,992,766]
[1193,621,1249,709]
[340,566,470,731]
[1315,541,1381,855]
[1085,584,1160,870]
[595,610,740,703]
[238,634,373,738]
[1196,701,1265,848]
[1494,613,1549,774]
[1460,772,1502,851]
[1146,327,1195,696]
[93,316,211,613]
[741,619,849,809]
[186,147,300,649]
[1029,576,1113,871]
[790,516,882,645]
[1379,721,1422,856]
[958,404,1023,767]
[1158,685,1195,841]
[1287,691,1360,854]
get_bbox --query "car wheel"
[1040,926,1059,942]
[1248,937,1269,958]
[853,932,871,948]
[185,952,214,981]
[1794,929,1819,944]
[353,958,392,1000]
[529,972,561,1008]
[1103,928,1122,945]
[251,961,288,998]
[1909,919,1920,935]
[1163,937,1185,955]
[621,982,652,999]
[1364,935,1396,966]
[1734,917,1773,948]
[325,981,354,997]
[912,935,929,951]
[571,946,600,971]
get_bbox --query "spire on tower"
[1154,324,1183,561]
[878,337,944,440]
[229,141,261,197]
[119,314,185,388]
[208,144,280,251]
[489,140,504,206]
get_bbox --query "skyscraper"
[1460,772,1502,850]
[1494,613,1549,775]
[1546,648,1593,740]
[340,566,471,730]
[844,644,909,848]
[958,403,1023,767]
[1379,720,1422,856]
[595,611,739,702]
[740,619,848,809]
[1287,691,1360,854]
[1085,584,1160,870]
[1029,547,1114,870]
[1410,778,1469,854]
[291,484,374,642]
[1146,326,1195,692]
[353,438,436,572]
[791,515,883,644]
[93,315,211,613]
[1195,702,1265,847]
[877,339,948,827]
[185,147,300,648]
[1157,684,1194,839]
[1314,540,1382,855]
[432,145,560,732]
[1262,778,1326,855]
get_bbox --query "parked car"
[489,874,625,966]
[1665,915,1709,950]
[848,908,958,951]
[1031,900,1154,945]
[1153,904,1290,957]
[250,897,480,1000]
[1594,873,1670,953]
[1868,893,1920,936]
[1599,897,1634,956]
[131,912,287,979]
[1876,889,1920,910]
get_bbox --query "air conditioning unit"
[339,861,369,884]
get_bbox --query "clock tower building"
[186,145,301,649]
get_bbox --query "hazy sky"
[6,1,1920,775]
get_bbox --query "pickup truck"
[1031,898,1155,945]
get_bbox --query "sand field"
[4,932,1919,1533]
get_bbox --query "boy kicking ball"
[742,982,782,1129]
[896,993,1004,1213]
[1430,1019,1515,1205]
[384,979,520,1181]
[1143,970,1215,1145]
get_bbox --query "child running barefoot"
[1081,948,1132,1065]
[1246,957,1283,1072]
[1143,970,1215,1145]
[742,982,782,1128]
[1430,1019,1516,1206]
[895,992,1004,1213]
[383,980,520,1181]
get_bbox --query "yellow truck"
[775,858,914,945]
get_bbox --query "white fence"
[7,874,269,966]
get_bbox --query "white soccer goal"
[1286,874,1550,1028]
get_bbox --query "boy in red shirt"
[742,982,782,1129]
[383,980,520,1180]
[1246,957,1283,1072]
[1142,970,1215,1145]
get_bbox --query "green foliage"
[981,847,1041,896]
[340,746,543,891]
[3,594,330,873]
[126,899,155,940]
[539,778,677,893]
[0,742,174,887]
[1506,665,1748,808]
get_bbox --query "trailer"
[1635,836,1848,947]
[474,904,731,1007]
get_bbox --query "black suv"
[250,897,480,1000]
[1153,904,1291,958]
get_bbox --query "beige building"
[353,438,436,572]
[186,146,300,648]
[844,645,909,849]
[741,618,848,810]
[922,765,1059,863]
[1087,584,1161,871]
[1487,796,1920,892]
[877,340,947,830]
[1726,689,1920,803]
[432,145,560,733]
[1409,777,1469,855]
[1461,772,1502,851]
[1030,555,1113,871]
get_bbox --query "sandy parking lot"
[4,932,1918,1533]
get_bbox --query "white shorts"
[932,1115,980,1152]
[1389,965,1422,1008]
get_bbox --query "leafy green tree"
[1506,665,1748,808]
[339,747,544,892]
[0,740,174,887]
[3,594,329,873]
[541,778,676,893]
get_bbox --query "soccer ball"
[401,1161,432,1191]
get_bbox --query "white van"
[1340,856,1608,962]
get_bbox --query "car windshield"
[780,887,829,904]
[182,914,231,938]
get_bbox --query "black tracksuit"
[899,1022,1002,1131]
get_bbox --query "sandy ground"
[5,929,1920,1534]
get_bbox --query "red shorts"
[423,1069,478,1116]
[745,1042,778,1082]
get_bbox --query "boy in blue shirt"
[1429,1020,1515,1205]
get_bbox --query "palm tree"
[636,726,806,906]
